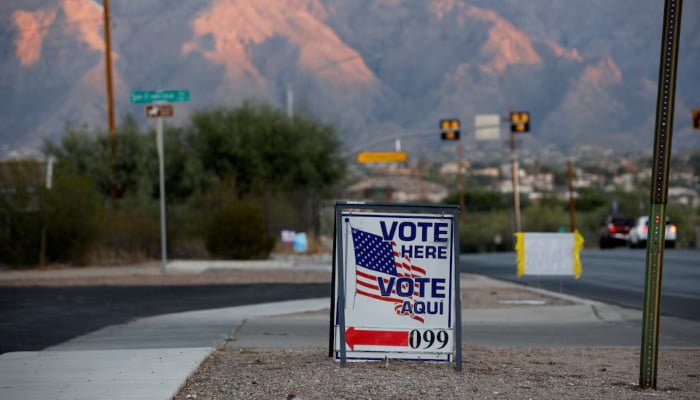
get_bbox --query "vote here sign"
[333,207,459,363]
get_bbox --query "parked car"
[628,215,677,249]
[599,215,636,249]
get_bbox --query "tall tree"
[185,101,346,197]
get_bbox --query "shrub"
[459,211,514,253]
[91,205,161,264]
[205,201,275,259]
[0,209,41,267]
[40,172,100,265]
[0,169,100,267]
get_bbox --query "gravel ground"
[3,259,698,399]
[173,347,700,400]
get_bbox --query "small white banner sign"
[515,231,584,278]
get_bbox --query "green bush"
[205,201,275,259]
[92,204,161,264]
[521,205,570,233]
[0,209,41,267]
[459,211,514,253]
[40,172,100,265]
[444,190,510,212]
[0,170,100,267]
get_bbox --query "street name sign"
[130,90,190,104]
[357,151,407,163]
[145,104,174,118]
[331,202,462,369]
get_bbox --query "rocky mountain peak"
[466,6,542,74]
[1,0,698,158]
[582,57,623,86]
[13,8,57,66]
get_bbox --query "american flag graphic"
[351,227,427,323]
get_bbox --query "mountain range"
[1,0,699,160]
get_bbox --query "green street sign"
[130,90,190,104]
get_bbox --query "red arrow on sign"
[345,327,409,350]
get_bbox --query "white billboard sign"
[475,114,501,140]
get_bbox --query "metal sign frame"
[329,201,462,371]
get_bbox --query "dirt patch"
[173,347,700,400]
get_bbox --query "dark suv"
[599,215,636,249]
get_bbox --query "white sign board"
[333,210,457,362]
[475,114,501,140]
[515,232,584,278]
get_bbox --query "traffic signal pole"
[439,119,464,220]
[457,137,465,222]
[508,110,529,234]
[509,130,521,233]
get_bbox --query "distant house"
[668,186,699,207]
[341,175,449,203]
[439,161,470,176]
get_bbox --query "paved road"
[459,249,700,321]
[0,283,329,354]
[3,264,700,400]
[4,249,700,355]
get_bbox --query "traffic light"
[510,111,530,133]
[693,109,700,130]
[440,118,460,140]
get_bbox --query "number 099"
[409,329,450,350]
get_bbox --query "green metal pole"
[640,0,682,389]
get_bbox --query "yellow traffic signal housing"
[510,111,530,133]
[440,118,460,140]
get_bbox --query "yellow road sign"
[357,151,408,163]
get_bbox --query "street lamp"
[285,53,377,119]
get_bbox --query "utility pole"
[457,137,465,221]
[567,159,576,232]
[101,0,117,202]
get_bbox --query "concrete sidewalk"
[0,260,676,400]
[0,298,331,400]
[2,296,620,400]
